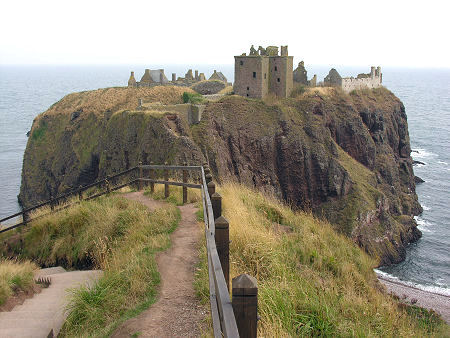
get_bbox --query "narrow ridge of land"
[112,191,205,337]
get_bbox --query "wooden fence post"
[138,161,143,191]
[164,162,169,198]
[205,173,213,185]
[150,161,155,193]
[215,216,230,290]
[78,185,83,201]
[211,192,221,219]
[183,162,188,204]
[232,274,258,338]
[207,181,215,197]
[23,211,29,226]
[106,177,111,194]
[50,195,54,211]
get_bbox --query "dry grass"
[1,195,180,337]
[0,259,37,306]
[32,86,195,128]
[218,86,234,95]
[195,183,447,337]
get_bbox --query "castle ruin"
[234,45,294,98]
[127,45,382,96]
[324,66,382,92]
[128,68,228,88]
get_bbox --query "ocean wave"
[411,148,437,160]
[414,216,434,233]
[421,205,431,211]
[437,160,448,166]
[374,269,450,296]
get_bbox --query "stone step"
[34,266,66,278]
[0,317,54,329]
[2,269,102,337]
[0,310,58,320]
[0,327,53,338]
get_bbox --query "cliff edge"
[19,86,422,265]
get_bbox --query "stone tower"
[128,71,137,87]
[234,45,294,99]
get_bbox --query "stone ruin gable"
[128,69,169,87]
[209,70,228,83]
[293,61,308,85]
[128,68,227,88]
[324,68,343,87]
[293,61,317,87]
[234,44,293,99]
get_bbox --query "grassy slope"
[195,183,447,337]
[1,194,180,337]
[0,259,36,306]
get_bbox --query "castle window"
[240,61,243,66]
[247,94,249,97]
[253,72,256,78]
[264,73,266,79]
[275,66,278,71]
[247,86,249,90]
[277,78,280,82]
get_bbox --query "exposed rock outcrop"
[19,86,421,266]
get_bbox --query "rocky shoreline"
[378,275,450,324]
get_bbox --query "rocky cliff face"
[19,86,421,265]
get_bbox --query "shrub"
[182,92,204,104]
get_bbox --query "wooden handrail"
[1,163,243,337]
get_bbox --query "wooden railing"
[0,163,258,337]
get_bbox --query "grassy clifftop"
[19,86,421,266]
[196,184,446,336]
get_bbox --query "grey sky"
[1,0,449,67]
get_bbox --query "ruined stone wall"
[268,56,293,98]
[234,56,269,98]
[341,75,382,92]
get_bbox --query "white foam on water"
[414,216,434,233]
[411,148,437,161]
[421,205,431,211]
[375,269,450,296]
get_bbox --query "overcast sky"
[1,0,449,68]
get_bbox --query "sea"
[0,64,449,295]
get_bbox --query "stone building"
[234,45,294,98]
[293,61,317,87]
[209,70,227,83]
[324,66,382,92]
[128,69,169,87]
[128,68,223,88]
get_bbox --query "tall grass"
[0,259,37,306]
[2,195,180,337]
[195,183,447,337]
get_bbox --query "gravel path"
[112,192,205,337]
[378,276,450,323]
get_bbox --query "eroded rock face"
[19,86,421,266]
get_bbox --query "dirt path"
[112,192,205,337]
